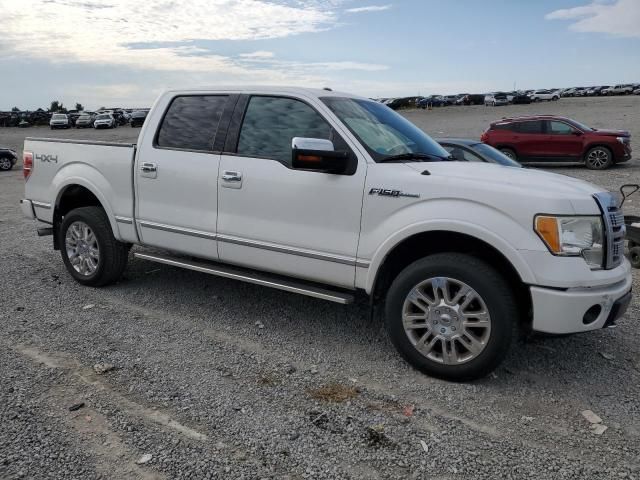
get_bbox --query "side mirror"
[291,137,350,174]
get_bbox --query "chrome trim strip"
[115,216,133,225]
[217,234,367,267]
[355,260,371,268]
[134,252,354,304]
[25,137,135,148]
[138,220,217,240]
[32,201,52,210]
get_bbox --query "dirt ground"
[1,97,639,479]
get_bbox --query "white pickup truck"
[21,87,632,381]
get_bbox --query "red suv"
[480,115,632,170]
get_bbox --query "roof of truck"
[161,86,368,100]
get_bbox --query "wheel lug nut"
[451,326,456,331]
[440,328,446,334]
[433,320,438,324]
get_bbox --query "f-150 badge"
[369,188,420,199]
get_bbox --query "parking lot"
[1,96,639,479]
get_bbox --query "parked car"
[436,138,522,167]
[511,92,532,104]
[75,114,94,128]
[634,87,640,95]
[93,113,116,129]
[443,95,458,106]
[530,90,560,102]
[454,94,469,105]
[604,84,634,95]
[0,147,18,171]
[588,86,610,96]
[386,97,422,110]
[20,86,632,381]
[417,96,446,108]
[49,113,70,129]
[481,115,632,169]
[130,110,148,127]
[484,93,509,106]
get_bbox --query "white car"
[93,113,116,129]
[530,89,560,101]
[49,113,70,129]
[20,86,633,381]
[484,93,509,106]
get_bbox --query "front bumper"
[530,273,633,334]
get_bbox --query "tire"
[499,148,517,161]
[492,101,496,107]
[0,155,13,171]
[630,247,640,269]
[384,253,518,381]
[552,96,559,101]
[59,206,128,287]
[584,146,613,170]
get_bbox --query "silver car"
[49,113,70,129]
[93,114,116,129]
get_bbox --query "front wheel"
[384,253,518,381]
[585,146,613,170]
[630,247,640,269]
[59,207,129,287]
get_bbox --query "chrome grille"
[594,192,626,269]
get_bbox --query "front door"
[544,120,584,160]
[135,94,232,259]
[216,94,366,288]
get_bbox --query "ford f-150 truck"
[20,87,633,381]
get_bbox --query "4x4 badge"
[369,188,420,199]
[36,153,58,163]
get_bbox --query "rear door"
[135,94,235,260]
[513,120,546,160]
[216,94,366,288]
[544,120,583,160]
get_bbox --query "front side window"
[515,120,543,134]
[548,121,574,135]
[157,95,228,151]
[321,97,450,162]
[237,96,332,165]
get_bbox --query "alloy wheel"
[401,277,491,365]
[65,221,100,276]
[587,149,610,169]
[0,157,11,170]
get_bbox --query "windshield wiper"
[379,152,451,163]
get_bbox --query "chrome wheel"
[500,149,515,159]
[402,277,491,365]
[0,157,12,170]
[65,221,100,276]
[586,148,610,168]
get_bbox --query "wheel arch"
[367,229,534,327]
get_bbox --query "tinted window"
[157,95,228,151]
[548,121,574,135]
[515,120,543,134]
[237,96,332,165]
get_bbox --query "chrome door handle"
[222,171,242,182]
[141,162,157,173]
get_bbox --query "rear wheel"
[585,146,613,170]
[499,148,517,161]
[0,156,13,171]
[59,207,128,287]
[384,253,518,381]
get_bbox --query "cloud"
[345,4,391,13]
[238,51,276,59]
[546,0,640,38]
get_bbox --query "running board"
[133,252,354,304]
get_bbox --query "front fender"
[360,199,541,293]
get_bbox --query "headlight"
[616,137,628,144]
[534,215,604,269]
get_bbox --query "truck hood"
[402,161,604,214]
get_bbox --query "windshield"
[473,143,522,167]
[565,118,593,132]
[132,111,146,117]
[52,114,66,119]
[321,97,450,162]
[96,114,110,120]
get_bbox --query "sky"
[1,0,639,110]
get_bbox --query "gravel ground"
[1,97,639,479]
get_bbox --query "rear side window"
[515,120,543,134]
[157,95,228,151]
[237,96,332,165]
